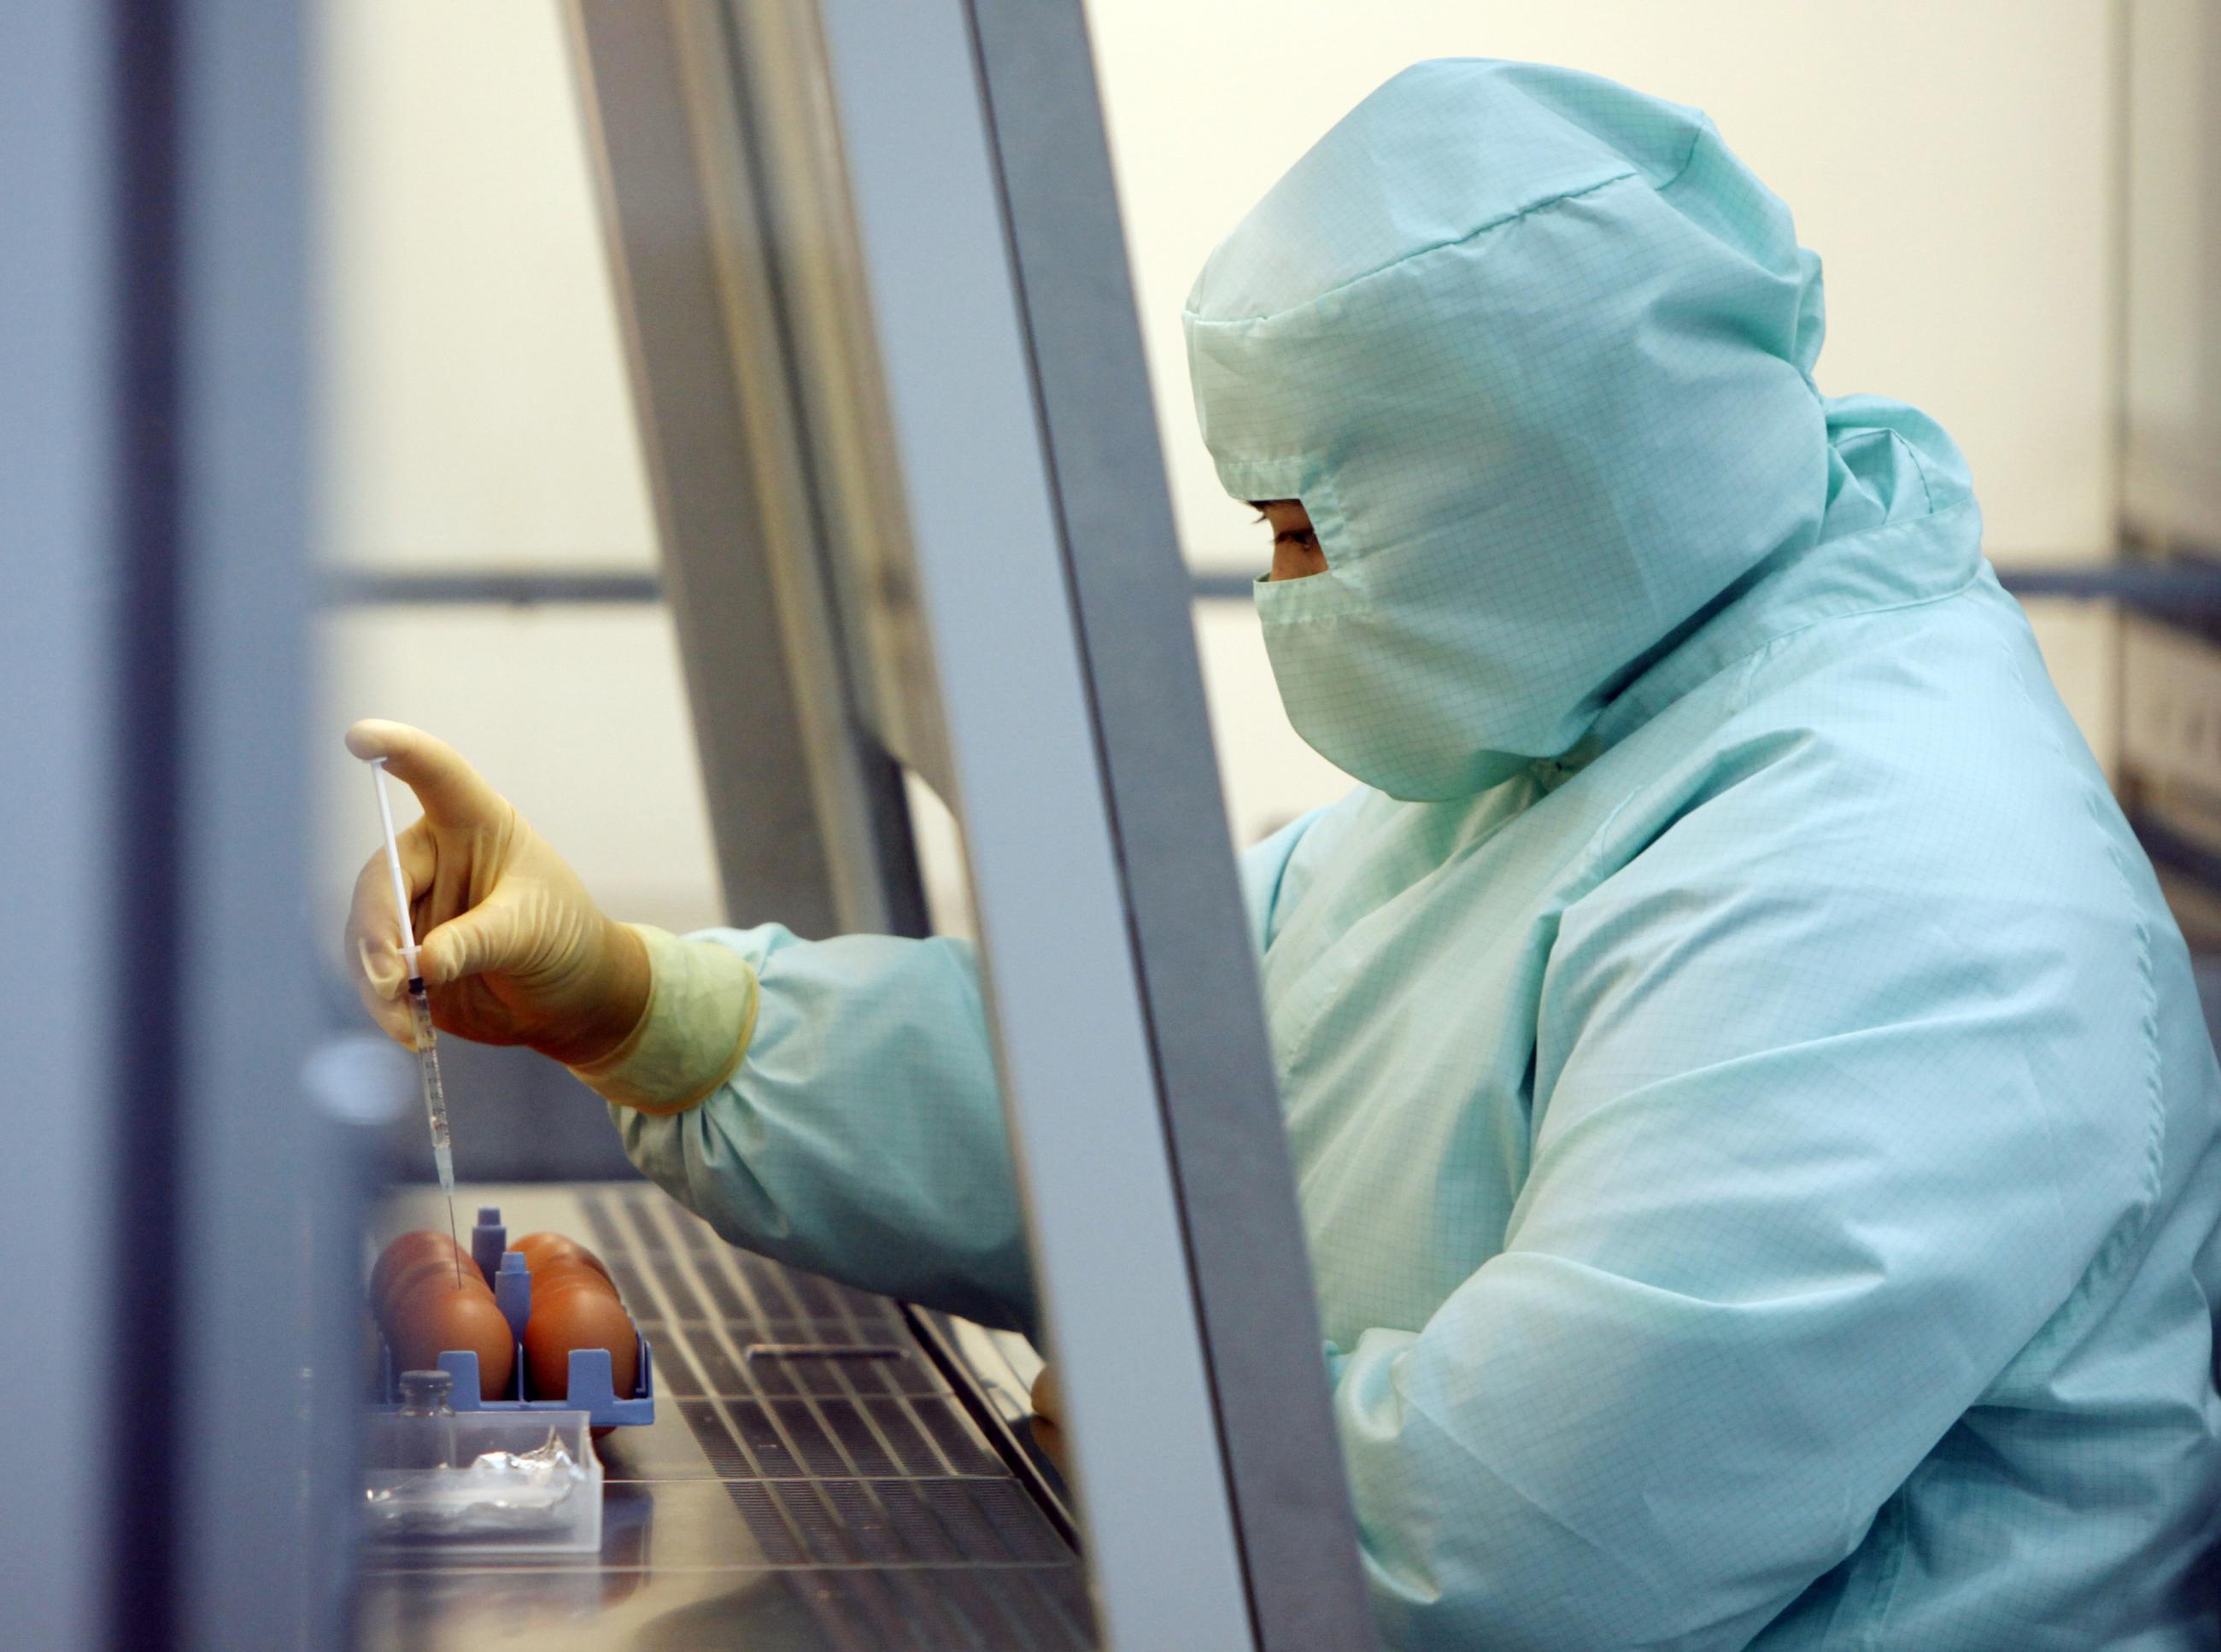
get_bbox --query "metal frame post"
[962,5,1374,1643]
[1,5,125,1645]
[567,0,928,939]
[566,3,1373,1643]
[4,0,330,1646]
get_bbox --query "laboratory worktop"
[358,1182,1093,1651]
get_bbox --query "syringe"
[369,756,463,1288]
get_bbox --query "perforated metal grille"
[355,1184,1094,1652]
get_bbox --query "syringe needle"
[368,754,466,1280]
[407,980,462,1288]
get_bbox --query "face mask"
[1257,565,1538,803]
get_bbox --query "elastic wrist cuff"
[570,924,758,1115]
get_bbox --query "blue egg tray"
[372,1204,657,1428]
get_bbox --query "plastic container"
[362,1407,602,1554]
[371,1205,656,1428]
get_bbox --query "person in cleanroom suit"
[349,60,2221,1649]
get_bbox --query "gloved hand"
[1028,1364,1069,1476]
[343,720,651,1067]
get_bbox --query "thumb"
[416,899,527,990]
[345,719,509,833]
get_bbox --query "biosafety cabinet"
[5,1,1370,1645]
[358,1,1372,1646]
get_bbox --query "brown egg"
[385,1281,517,1400]
[377,1251,492,1322]
[513,1232,612,1282]
[524,1275,639,1402]
[369,1231,475,1307]
[525,1258,611,1301]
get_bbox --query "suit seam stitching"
[1184,169,1643,328]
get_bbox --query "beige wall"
[315,0,2127,939]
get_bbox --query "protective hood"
[1185,60,1981,800]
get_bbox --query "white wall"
[314,0,2128,940]
[319,0,656,571]
[313,0,718,946]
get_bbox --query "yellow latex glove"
[1029,1365,1069,1476]
[343,720,650,1068]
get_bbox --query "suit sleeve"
[615,811,1336,1333]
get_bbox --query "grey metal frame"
[809,1,1247,1639]
[568,2,925,940]
[566,3,1371,1647]
[957,7,1374,1643]
[2,2,341,1648]
[2,11,123,1646]
[2120,0,2221,553]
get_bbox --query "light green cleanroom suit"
[618,61,2221,1649]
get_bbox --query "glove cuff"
[570,924,758,1115]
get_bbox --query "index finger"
[344,720,507,830]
